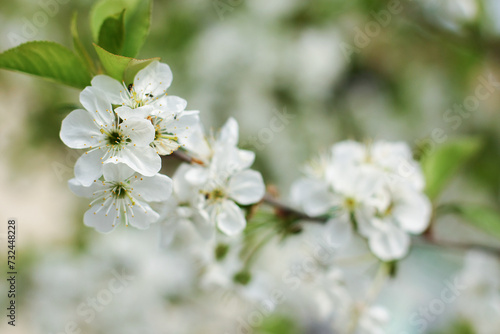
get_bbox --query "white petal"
[120,118,155,146]
[172,164,197,202]
[354,204,377,237]
[79,87,114,126]
[68,178,105,198]
[60,109,101,149]
[325,214,352,247]
[111,146,161,177]
[369,223,410,261]
[156,95,187,112]
[160,216,179,247]
[331,140,365,165]
[102,162,135,182]
[128,201,160,229]
[185,165,209,186]
[291,178,333,217]
[192,209,214,240]
[115,105,154,120]
[132,173,173,202]
[392,186,432,234]
[216,200,246,236]
[228,170,265,205]
[91,75,125,104]
[74,149,105,186]
[84,204,116,233]
[237,149,255,170]
[217,117,239,147]
[134,61,173,98]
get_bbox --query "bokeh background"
[1,0,500,333]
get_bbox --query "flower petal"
[115,105,154,120]
[91,75,125,104]
[79,87,114,126]
[217,117,239,147]
[368,223,410,261]
[228,170,265,205]
[84,204,116,233]
[120,118,155,146]
[68,178,105,198]
[134,61,173,98]
[110,146,161,177]
[132,173,173,202]
[74,149,105,186]
[128,201,160,229]
[291,178,333,217]
[60,109,101,149]
[325,214,352,247]
[392,186,431,234]
[102,162,135,182]
[156,95,187,112]
[216,200,246,236]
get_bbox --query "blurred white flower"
[182,118,265,236]
[60,87,160,186]
[291,140,431,260]
[69,163,172,233]
[457,250,500,334]
[157,163,212,246]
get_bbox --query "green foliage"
[0,41,91,89]
[421,137,482,201]
[447,204,500,240]
[71,13,95,74]
[90,0,152,57]
[98,9,126,55]
[94,44,159,82]
[254,314,302,334]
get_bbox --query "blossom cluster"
[59,61,265,235]
[59,60,431,263]
[292,140,432,261]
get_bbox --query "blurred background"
[1,0,500,333]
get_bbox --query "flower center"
[344,197,356,210]
[111,182,129,199]
[205,188,226,201]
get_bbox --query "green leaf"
[71,12,95,73]
[449,204,500,240]
[0,41,91,89]
[93,44,159,82]
[421,137,482,201]
[255,314,302,334]
[90,0,152,57]
[121,0,152,57]
[90,0,134,41]
[98,9,126,55]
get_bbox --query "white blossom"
[69,163,172,233]
[291,140,431,260]
[60,87,160,186]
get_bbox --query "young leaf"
[0,41,91,89]
[421,137,482,201]
[94,44,159,82]
[449,204,500,240]
[121,0,152,58]
[90,0,135,41]
[90,0,152,57]
[98,9,126,55]
[71,12,96,74]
